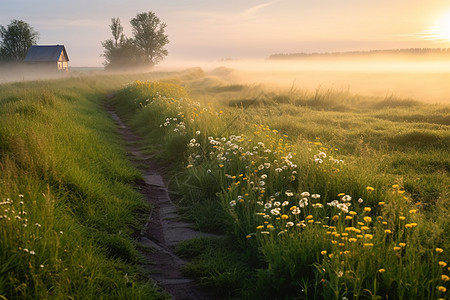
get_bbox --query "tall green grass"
[0,76,170,299]
[110,70,449,299]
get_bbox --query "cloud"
[241,1,277,18]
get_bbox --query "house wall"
[58,52,69,72]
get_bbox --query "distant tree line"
[270,48,450,60]
[0,20,39,62]
[102,11,169,70]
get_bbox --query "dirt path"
[105,105,215,300]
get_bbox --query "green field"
[1,69,449,299]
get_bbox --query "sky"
[1,0,450,67]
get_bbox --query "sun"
[425,11,450,41]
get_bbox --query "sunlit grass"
[0,76,170,299]
[110,71,449,299]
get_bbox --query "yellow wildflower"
[306,215,314,220]
[332,215,339,221]
[281,214,289,220]
[321,250,327,255]
[399,243,406,247]
[409,209,417,214]
[378,202,385,205]
[441,275,450,281]
[393,246,401,251]
[364,207,371,212]
[364,234,373,240]
[349,238,357,243]
[439,261,447,267]
[366,186,375,192]
[364,216,372,223]
[256,225,264,230]
[392,184,400,189]
[399,216,406,221]
[405,222,418,228]
[437,286,447,292]
[384,229,392,234]
[436,248,444,253]
[349,211,357,215]
[378,268,386,273]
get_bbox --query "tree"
[0,20,39,61]
[102,17,145,70]
[110,17,124,48]
[130,12,169,66]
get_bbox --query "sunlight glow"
[424,11,450,41]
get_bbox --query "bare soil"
[105,104,216,300]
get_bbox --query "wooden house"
[24,45,69,72]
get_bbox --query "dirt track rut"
[106,105,215,300]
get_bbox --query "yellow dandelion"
[399,216,406,221]
[436,248,444,253]
[409,209,417,214]
[364,207,372,212]
[281,214,289,220]
[357,221,364,226]
[321,250,327,255]
[405,222,418,229]
[441,275,450,281]
[437,286,447,292]
[246,235,252,239]
[364,216,372,223]
[338,193,345,197]
[399,242,406,248]
[363,243,374,247]
[219,164,224,168]
[332,215,339,221]
[256,225,264,230]
[361,226,370,231]
[393,246,401,251]
[378,268,386,273]
[392,184,400,189]
[349,238,357,243]
[349,211,357,215]
[267,224,274,229]
[356,234,363,239]
[366,186,375,192]
[308,219,314,223]
[378,202,385,205]
[384,229,392,234]
[306,215,314,220]
[345,216,353,220]
[364,234,373,240]
[439,261,447,267]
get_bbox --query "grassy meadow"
[0,68,448,299]
[110,68,449,299]
[0,75,172,299]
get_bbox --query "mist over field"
[158,55,450,104]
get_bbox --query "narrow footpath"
[106,104,215,300]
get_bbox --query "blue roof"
[24,45,69,62]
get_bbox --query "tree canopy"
[0,20,39,61]
[102,12,169,70]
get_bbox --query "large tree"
[0,20,39,61]
[102,17,145,69]
[130,12,169,66]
